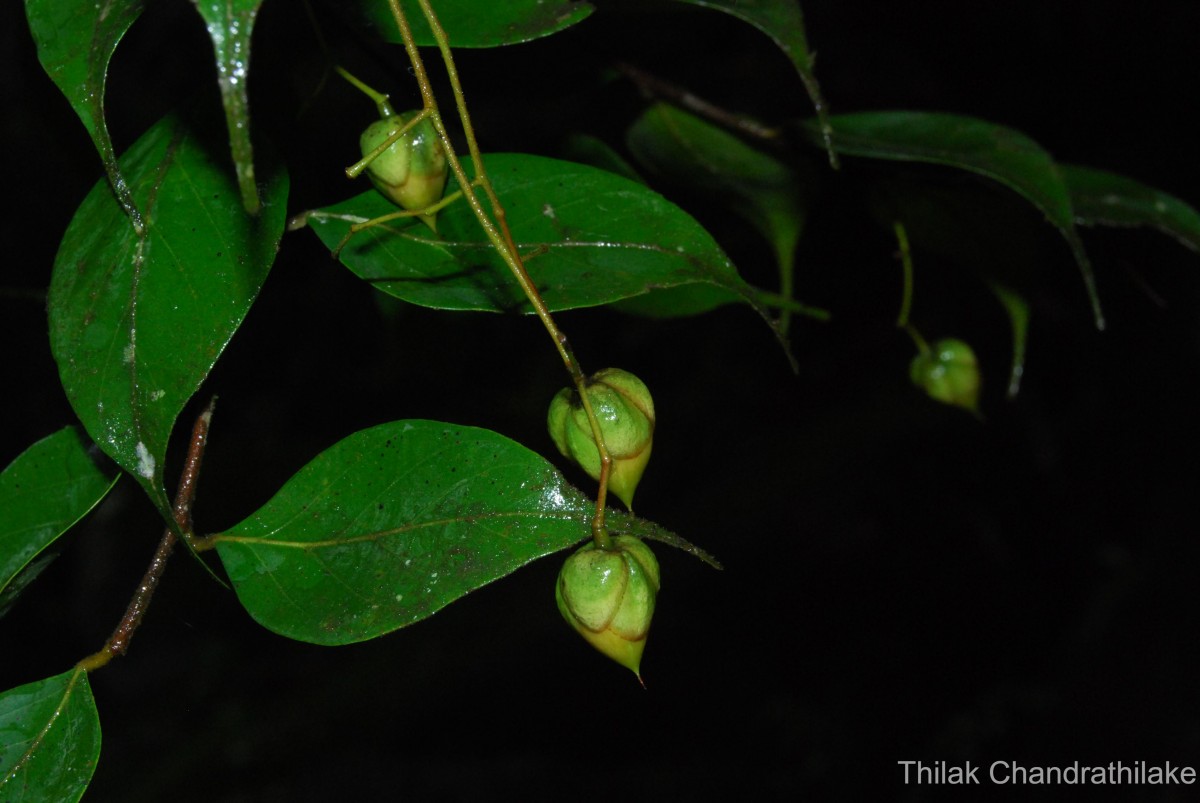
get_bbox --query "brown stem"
[77,398,216,673]
[617,62,782,143]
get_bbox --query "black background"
[3,1,1199,800]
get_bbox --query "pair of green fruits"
[357,115,661,679]
[547,370,659,681]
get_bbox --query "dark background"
[3,1,1199,800]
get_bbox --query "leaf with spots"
[24,0,148,229]
[212,420,668,645]
[0,668,101,803]
[189,0,264,214]
[1,428,118,619]
[47,112,288,517]
[307,153,762,316]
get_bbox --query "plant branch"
[894,221,914,329]
[617,62,782,143]
[891,221,929,353]
[77,398,216,672]
[387,0,614,548]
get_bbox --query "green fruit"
[359,112,448,230]
[548,368,655,508]
[910,338,981,412]
[556,535,659,680]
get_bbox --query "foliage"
[3,0,1198,798]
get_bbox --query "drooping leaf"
[989,283,1030,400]
[0,428,118,618]
[48,113,288,516]
[627,102,811,324]
[307,153,760,316]
[1062,164,1200,254]
[0,668,101,803]
[189,0,264,214]
[355,0,593,48]
[806,112,1104,329]
[24,0,148,230]
[213,420,671,645]
[672,0,837,168]
[629,103,807,255]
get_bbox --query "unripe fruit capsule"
[548,368,655,509]
[910,337,981,412]
[556,535,659,680]
[360,112,448,231]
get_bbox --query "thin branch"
[77,398,216,672]
[386,0,616,547]
[617,62,782,143]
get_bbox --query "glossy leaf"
[627,103,809,321]
[355,0,593,48]
[48,113,288,516]
[807,112,1104,329]
[24,0,148,229]
[1,429,118,618]
[190,0,264,214]
[672,0,837,168]
[213,420,667,645]
[1063,164,1200,254]
[0,668,100,803]
[307,153,760,315]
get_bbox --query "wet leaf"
[807,111,1104,329]
[48,113,288,516]
[213,420,669,645]
[189,0,264,214]
[24,0,148,229]
[0,428,118,618]
[0,668,100,803]
[355,0,593,48]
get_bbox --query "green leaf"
[307,153,760,316]
[989,283,1031,400]
[189,0,264,214]
[356,0,593,48]
[629,103,806,253]
[610,283,748,318]
[48,113,288,516]
[0,668,101,803]
[1062,164,1200,254]
[560,134,645,185]
[213,420,666,645]
[1,429,118,619]
[24,0,148,230]
[807,111,1104,329]
[627,103,810,323]
[672,0,837,168]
